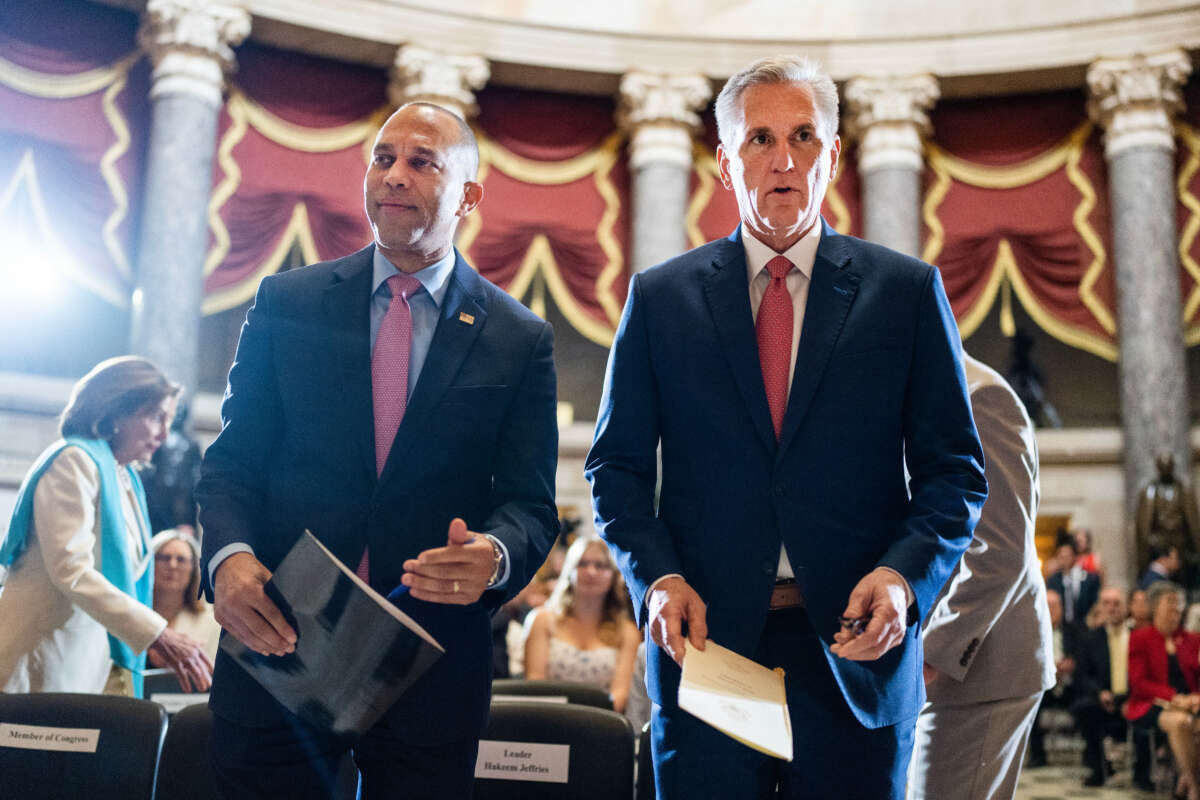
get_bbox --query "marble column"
[388,45,490,120]
[843,74,939,258]
[132,0,249,395]
[617,72,711,273]
[1087,49,1194,527]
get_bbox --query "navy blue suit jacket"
[197,245,559,743]
[586,222,986,729]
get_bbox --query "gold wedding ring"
[453,580,460,594]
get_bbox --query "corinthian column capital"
[1087,49,1193,159]
[138,0,249,107]
[844,74,939,173]
[617,72,712,170]
[388,45,490,120]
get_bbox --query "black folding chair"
[474,700,634,799]
[154,702,361,800]
[637,721,655,800]
[154,702,219,800]
[0,692,167,800]
[491,679,613,709]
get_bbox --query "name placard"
[150,693,210,714]
[474,740,569,783]
[0,723,100,753]
[490,694,568,704]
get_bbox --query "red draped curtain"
[0,0,148,308]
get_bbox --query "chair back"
[0,692,167,800]
[154,703,218,800]
[154,703,361,800]
[636,721,654,800]
[474,701,634,800]
[491,679,612,709]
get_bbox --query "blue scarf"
[1,437,155,697]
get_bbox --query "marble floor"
[1017,764,1160,800]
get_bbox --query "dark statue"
[1006,328,1062,429]
[1136,452,1200,585]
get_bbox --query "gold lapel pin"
[458,312,475,325]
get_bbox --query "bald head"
[1098,587,1126,627]
[392,101,479,180]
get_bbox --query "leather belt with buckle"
[770,579,804,610]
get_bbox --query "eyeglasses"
[155,553,191,566]
[576,559,613,572]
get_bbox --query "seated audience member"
[1140,543,1183,591]
[1074,528,1105,582]
[1130,588,1152,629]
[1071,587,1146,787]
[1127,581,1200,799]
[1047,530,1100,631]
[1029,589,1078,767]
[151,528,221,662]
[524,536,639,711]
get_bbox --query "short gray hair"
[1147,580,1184,618]
[714,55,839,148]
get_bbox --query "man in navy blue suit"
[197,103,559,799]
[586,56,987,799]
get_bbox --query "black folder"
[220,530,444,737]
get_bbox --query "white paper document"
[677,639,793,761]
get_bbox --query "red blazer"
[1126,625,1200,721]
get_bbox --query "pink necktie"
[757,255,794,439]
[358,272,422,582]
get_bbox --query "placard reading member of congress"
[677,639,793,761]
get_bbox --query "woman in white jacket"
[0,356,212,697]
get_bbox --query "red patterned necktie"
[358,272,423,582]
[757,255,794,439]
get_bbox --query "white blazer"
[0,446,165,693]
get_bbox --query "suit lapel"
[323,246,377,481]
[702,230,777,455]
[777,222,860,459]
[379,251,487,485]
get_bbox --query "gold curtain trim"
[0,52,139,299]
[923,122,1115,358]
[825,157,851,234]
[477,130,625,185]
[1176,122,1200,345]
[686,146,718,249]
[203,95,249,278]
[925,125,1081,189]
[202,201,319,314]
[1002,239,1118,361]
[0,52,138,98]
[2,149,128,307]
[99,67,133,281]
[463,130,626,345]
[201,110,626,342]
[227,88,383,153]
[592,144,625,327]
